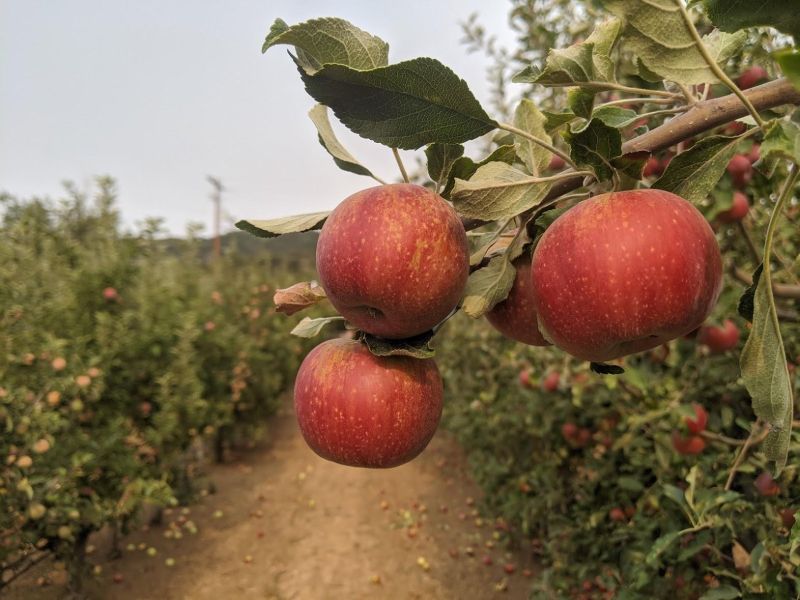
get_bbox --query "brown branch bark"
[463,78,800,231]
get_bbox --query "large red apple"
[531,190,722,362]
[293,338,443,468]
[316,184,469,339]
[485,252,550,346]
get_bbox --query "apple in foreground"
[294,338,443,468]
[531,190,722,362]
[316,183,469,339]
[486,252,550,346]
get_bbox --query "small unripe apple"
[561,422,578,440]
[727,154,753,189]
[576,428,592,447]
[609,507,626,522]
[755,472,780,497]
[51,357,67,371]
[697,320,740,353]
[685,404,708,435]
[672,431,705,455]
[486,252,550,346]
[518,369,532,388]
[316,184,469,339]
[103,287,119,301]
[716,191,749,223]
[737,66,768,90]
[542,371,560,392]
[294,338,442,468]
[548,155,566,171]
[780,508,796,529]
[531,190,722,362]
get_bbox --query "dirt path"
[8,403,534,599]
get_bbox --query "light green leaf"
[775,49,800,91]
[513,99,552,175]
[512,18,622,86]
[425,143,465,189]
[592,105,639,128]
[461,255,516,318]
[290,316,345,338]
[617,476,644,492]
[698,585,741,600]
[740,263,793,472]
[646,531,682,566]
[564,118,621,181]
[760,119,800,164]
[308,104,376,179]
[262,17,389,74]
[542,110,578,131]
[703,0,800,41]
[299,57,496,150]
[451,162,551,221]
[441,145,518,198]
[567,88,595,119]
[602,0,747,84]
[236,211,330,238]
[468,230,505,267]
[653,135,741,203]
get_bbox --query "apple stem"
[392,148,410,183]
[675,0,766,130]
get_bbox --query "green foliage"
[703,0,800,42]
[0,180,313,586]
[235,211,330,238]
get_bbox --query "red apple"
[672,431,706,455]
[755,472,780,497]
[548,155,566,171]
[576,428,592,447]
[747,144,760,164]
[542,371,560,392]
[737,66,768,90]
[561,422,578,440]
[727,154,753,189]
[643,156,664,178]
[724,121,748,136]
[103,287,118,301]
[316,184,469,339]
[486,252,551,346]
[685,404,708,435]
[293,338,442,468]
[609,507,626,522]
[531,190,722,362]
[780,508,796,529]
[697,319,740,353]
[716,191,749,223]
[518,369,533,388]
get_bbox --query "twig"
[594,97,678,109]
[392,148,410,183]
[533,80,683,99]
[724,419,764,491]
[496,122,579,170]
[675,0,766,129]
[676,82,698,105]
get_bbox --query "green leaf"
[592,105,639,128]
[611,151,649,181]
[646,531,682,566]
[262,17,389,74]
[760,119,800,164]
[653,135,741,203]
[740,261,793,472]
[290,316,345,338]
[703,0,800,41]
[542,110,578,132]
[512,99,553,175]
[564,118,621,181]
[602,0,747,85]
[308,104,376,179]
[737,263,763,322]
[468,230,504,266]
[662,484,688,508]
[698,585,741,600]
[235,211,330,238]
[567,88,595,120]
[360,331,435,359]
[425,143,464,190]
[616,476,644,492]
[775,49,800,91]
[461,255,516,318]
[441,145,517,198]
[590,362,625,375]
[298,57,496,150]
[512,18,622,86]
[451,162,551,221]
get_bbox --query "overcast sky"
[0,1,519,235]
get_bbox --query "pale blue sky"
[0,1,517,234]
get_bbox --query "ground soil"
[6,402,535,600]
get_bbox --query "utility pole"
[207,176,224,260]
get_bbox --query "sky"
[0,1,518,235]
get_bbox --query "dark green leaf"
[360,331,435,359]
[298,57,496,150]
[698,585,741,600]
[737,263,763,322]
[703,0,800,41]
[425,143,465,189]
[542,110,578,132]
[308,104,376,178]
[236,212,329,238]
[567,88,595,120]
[262,17,389,74]
[564,118,622,181]
[611,151,649,180]
[653,135,741,203]
[590,362,625,375]
[646,531,681,566]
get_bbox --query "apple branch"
[462,78,800,232]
